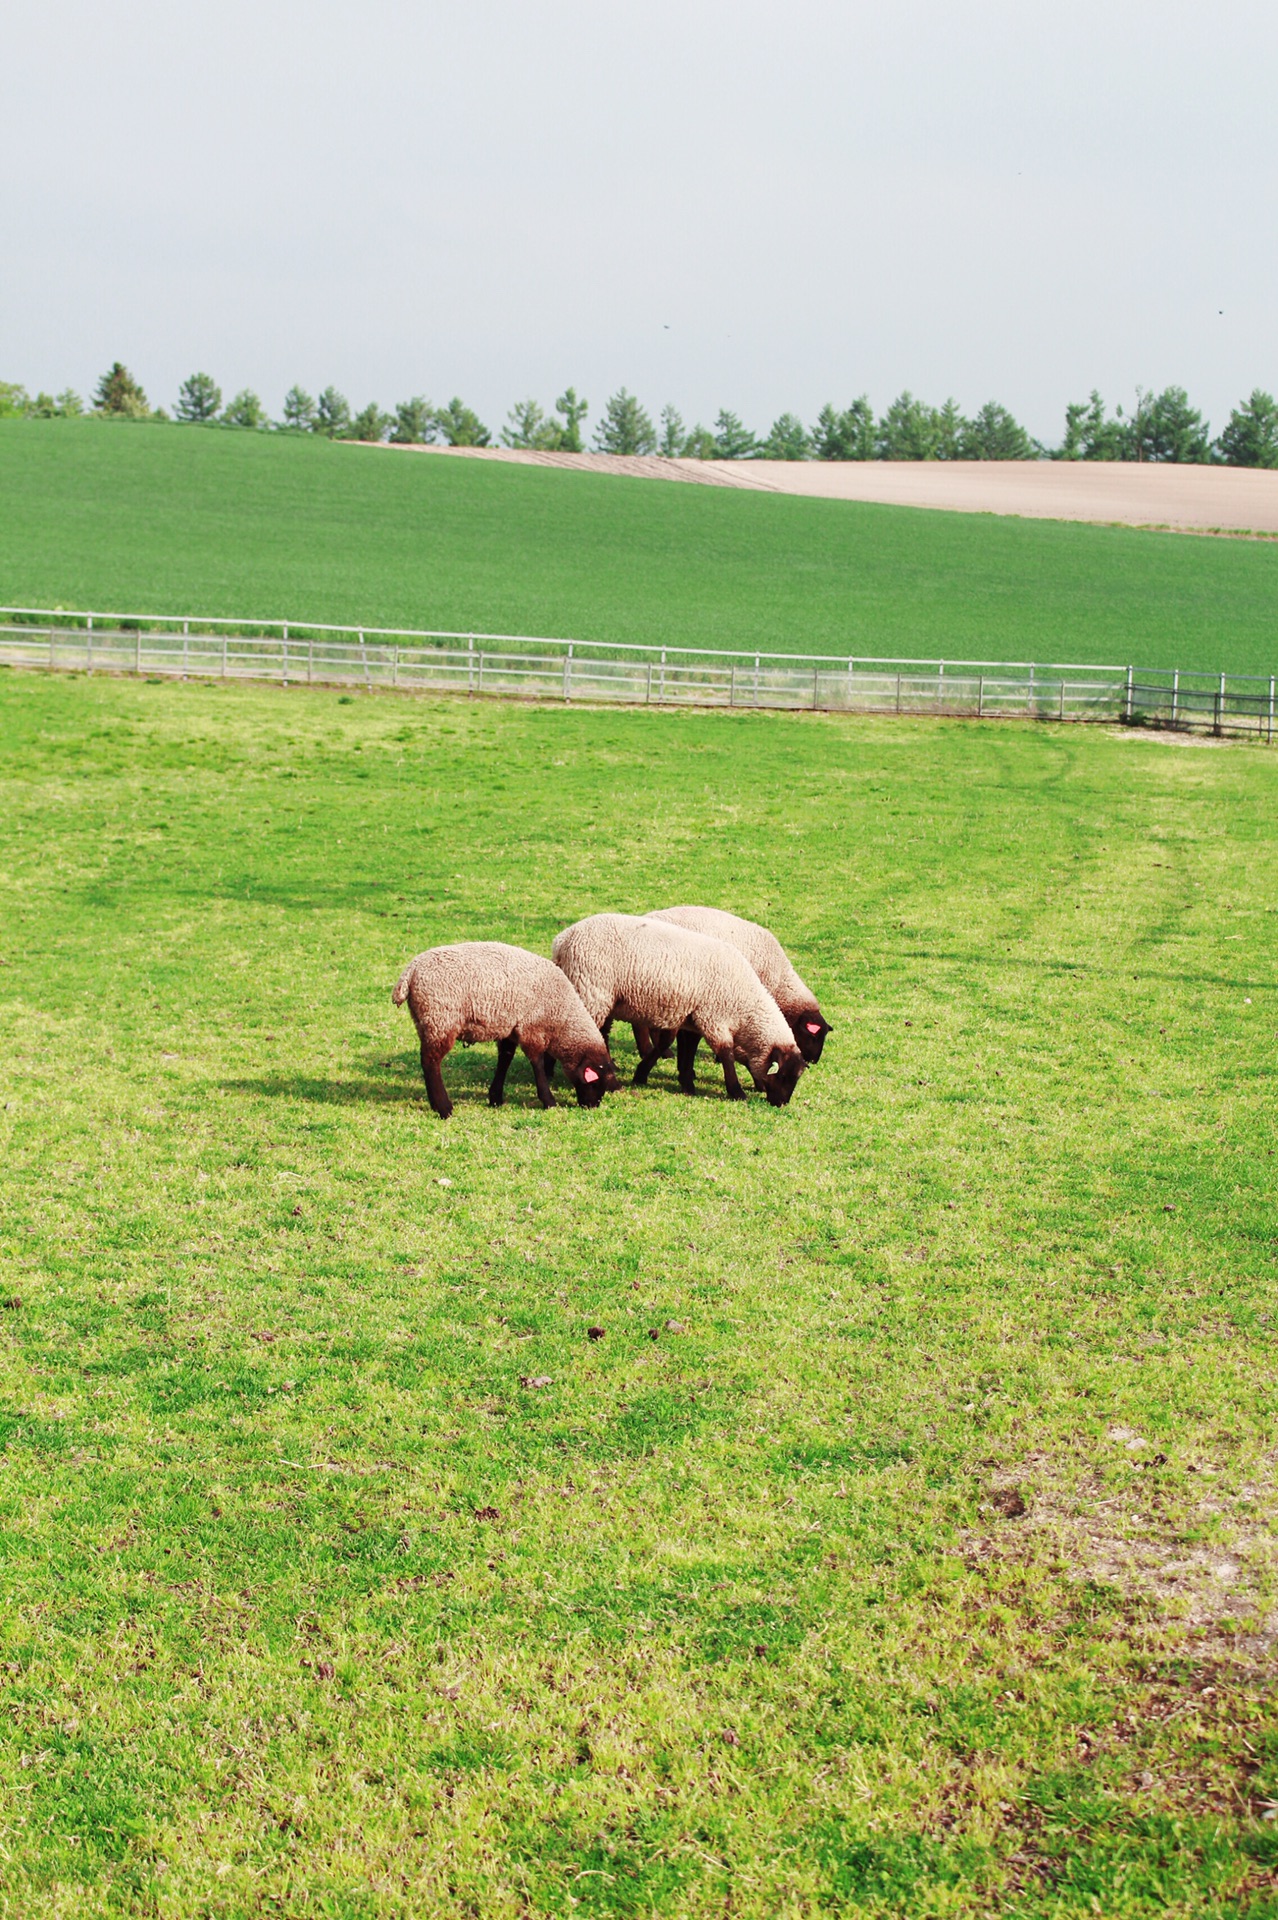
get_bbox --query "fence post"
[282,636,289,688]
[730,663,737,707]
[1028,662,1035,716]
[646,661,653,704]
[50,627,55,669]
[308,638,313,685]
[1269,675,1275,745]
[1123,664,1134,723]
[1214,671,1225,736]
[392,644,398,688]
[812,666,819,710]
[660,648,666,704]
[1058,678,1065,722]
[182,619,189,677]
[938,660,945,709]
[563,643,573,702]
[86,618,93,674]
[468,634,475,695]
[222,632,227,678]
[977,675,984,719]
[135,627,141,675]
[754,652,760,702]
[1171,668,1179,728]
[895,672,902,715]
[477,651,485,694]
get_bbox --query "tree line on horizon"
[3,362,1277,467]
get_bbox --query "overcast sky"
[5,1,1276,444]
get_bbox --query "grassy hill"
[0,419,1275,675]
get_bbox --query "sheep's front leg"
[420,1042,454,1119]
[525,1048,557,1109]
[633,1028,675,1086]
[488,1033,518,1107]
[630,1020,654,1058]
[676,1028,700,1094]
[715,1049,747,1101]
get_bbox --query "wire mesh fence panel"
[0,611,1271,739]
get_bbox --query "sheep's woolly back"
[552,912,794,1072]
[646,905,817,1014]
[393,942,606,1062]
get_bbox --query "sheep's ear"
[766,1045,783,1073]
[582,1066,600,1084]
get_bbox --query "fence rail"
[0,608,1272,739]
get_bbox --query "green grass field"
[1,666,1275,1915]
[1,419,1276,676]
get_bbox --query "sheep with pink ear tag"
[392,943,618,1119]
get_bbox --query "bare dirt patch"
[967,1444,1278,1650]
[370,443,1278,534]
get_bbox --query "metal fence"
[0,607,1273,739]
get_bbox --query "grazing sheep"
[552,912,805,1106]
[646,905,831,1062]
[392,942,618,1119]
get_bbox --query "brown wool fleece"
[393,943,613,1077]
[645,905,822,1022]
[551,912,800,1085]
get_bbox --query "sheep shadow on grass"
[224,1040,743,1110]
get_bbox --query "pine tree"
[350,402,391,443]
[316,388,352,438]
[876,392,940,460]
[176,372,221,422]
[281,386,318,431]
[434,398,490,447]
[94,363,149,416]
[962,401,1034,460]
[389,397,435,444]
[593,390,656,455]
[659,404,686,457]
[1056,391,1125,461]
[811,399,874,460]
[760,413,812,460]
[711,410,759,459]
[553,388,588,452]
[1216,390,1278,468]
[222,389,267,429]
[502,399,559,449]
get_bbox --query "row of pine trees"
[4,363,1278,466]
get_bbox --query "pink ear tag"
[583,1066,599,1083]
[806,1021,821,1034]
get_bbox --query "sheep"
[392,942,618,1119]
[645,905,831,1063]
[552,912,806,1106]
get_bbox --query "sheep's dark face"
[762,1044,806,1107]
[572,1053,618,1108]
[789,1007,831,1063]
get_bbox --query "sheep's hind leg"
[677,1028,700,1094]
[420,1042,454,1119]
[715,1049,748,1101]
[488,1033,518,1107]
[525,1049,557,1109]
[634,1029,676,1086]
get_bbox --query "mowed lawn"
[1,669,1276,1918]
[1,420,1277,675]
